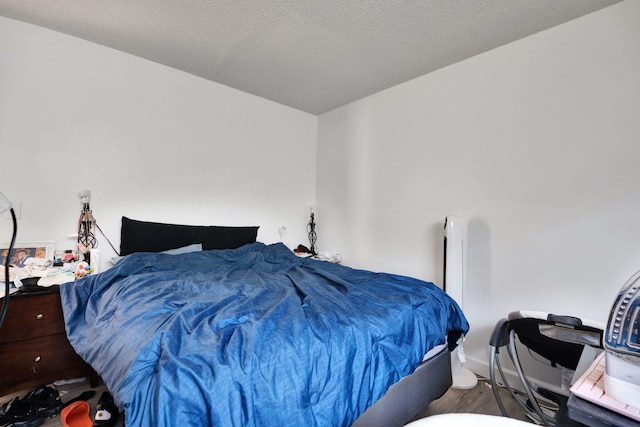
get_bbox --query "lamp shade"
[0,191,12,214]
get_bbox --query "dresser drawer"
[0,292,66,345]
[0,333,90,393]
[0,290,99,396]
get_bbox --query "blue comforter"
[61,243,468,426]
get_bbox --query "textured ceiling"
[0,0,622,115]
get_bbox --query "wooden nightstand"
[0,288,98,396]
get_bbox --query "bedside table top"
[1,284,60,300]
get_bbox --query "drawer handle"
[36,314,44,320]
[34,355,41,363]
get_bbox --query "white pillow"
[111,243,203,265]
[161,243,203,255]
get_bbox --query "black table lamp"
[0,191,17,329]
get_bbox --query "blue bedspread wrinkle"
[61,243,468,426]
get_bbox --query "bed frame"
[75,217,458,426]
[353,347,452,427]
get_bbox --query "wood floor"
[411,376,533,423]
[33,376,530,426]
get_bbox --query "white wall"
[2,0,639,385]
[316,0,640,378]
[0,16,317,272]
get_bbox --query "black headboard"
[120,216,259,255]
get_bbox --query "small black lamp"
[0,191,17,329]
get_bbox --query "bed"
[60,217,469,427]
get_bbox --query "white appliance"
[604,269,640,408]
[443,216,477,390]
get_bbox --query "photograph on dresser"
[0,242,53,269]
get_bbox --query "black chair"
[489,311,604,426]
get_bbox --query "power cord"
[0,206,18,330]
[94,222,119,256]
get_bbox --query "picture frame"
[0,241,54,268]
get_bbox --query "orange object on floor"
[61,400,93,427]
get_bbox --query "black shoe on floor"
[94,392,119,427]
[22,385,63,418]
[0,397,44,427]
